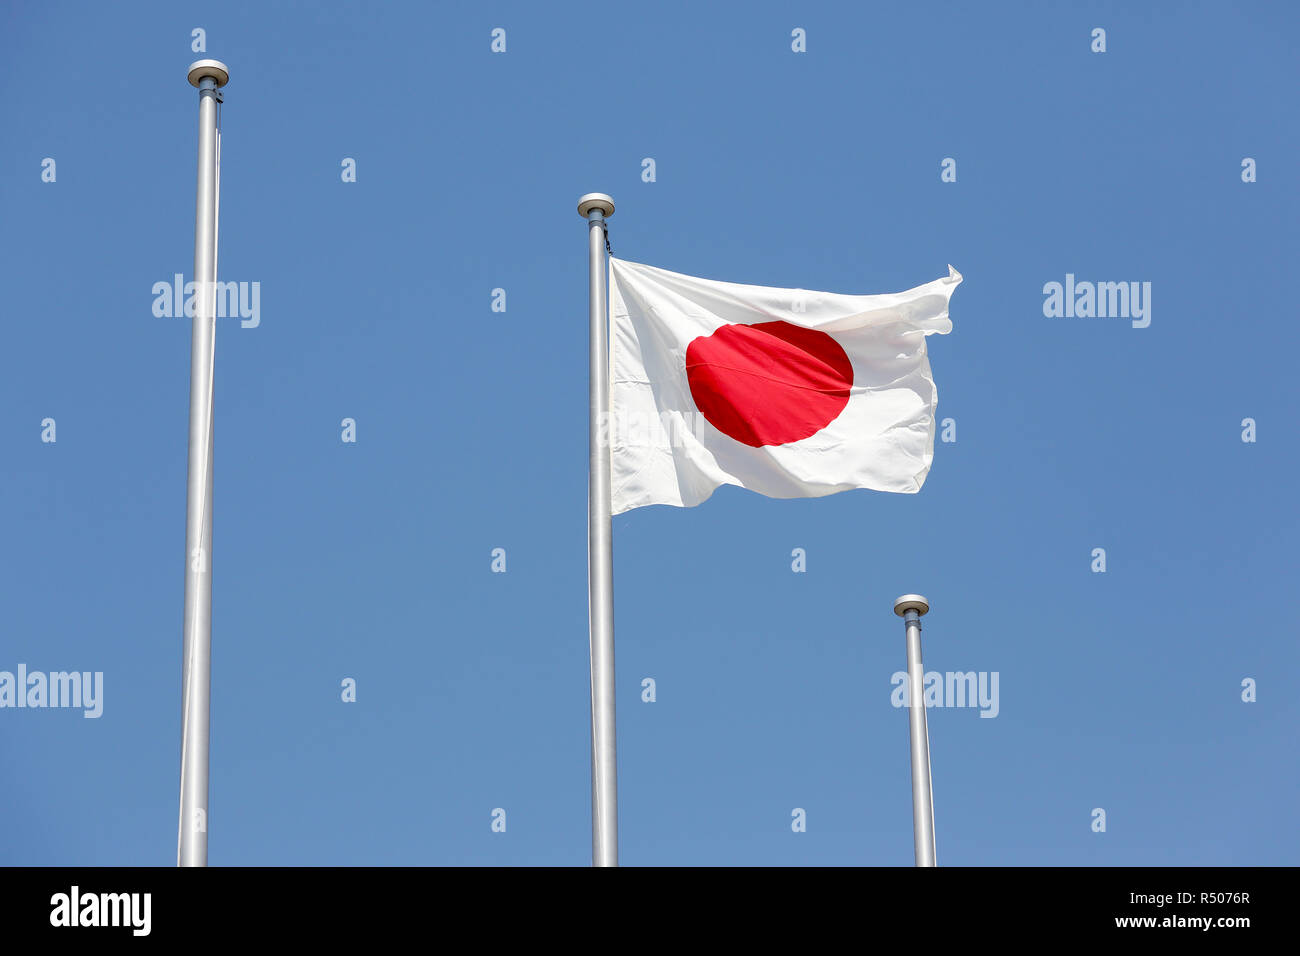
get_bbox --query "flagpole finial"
[577,193,615,218]
[894,594,930,617]
[187,59,230,88]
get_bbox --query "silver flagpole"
[894,594,937,866]
[177,58,229,867]
[578,193,618,867]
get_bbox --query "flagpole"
[894,594,937,866]
[177,58,228,867]
[578,192,618,866]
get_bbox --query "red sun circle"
[685,321,854,447]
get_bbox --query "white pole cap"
[893,594,930,617]
[577,193,615,218]
[188,59,230,88]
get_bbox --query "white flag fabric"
[608,257,962,515]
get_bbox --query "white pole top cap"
[577,193,615,218]
[188,59,230,88]
[893,594,930,616]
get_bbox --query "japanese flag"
[608,257,962,515]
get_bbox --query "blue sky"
[1,1,1296,866]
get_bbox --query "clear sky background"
[1,1,1296,866]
